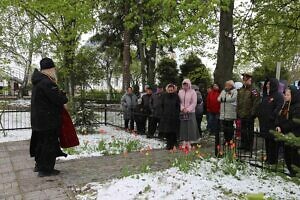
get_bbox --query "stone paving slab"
[0,138,214,200]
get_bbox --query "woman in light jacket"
[218,80,237,143]
[178,79,200,149]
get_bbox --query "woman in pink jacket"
[178,79,200,149]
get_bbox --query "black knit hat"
[40,57,55,70]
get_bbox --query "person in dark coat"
[258,78,284,164]
[149,86,164,138]
[30,58,68,177]
[193,85,204,137]
[141,87,153,137]
[159,84,180,150]
[134,102,144,135]
[276,86,300,176]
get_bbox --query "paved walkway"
[0,138,214,200]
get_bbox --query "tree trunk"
[214,0,235,88]
[61,37,77,97]
[20,18,35,98]
[138,32,146,88]
[106,61,113,100]
[146,41,157,86]
[122,3,131,92]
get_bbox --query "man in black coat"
[148,86,164,138]
[141,86,153,137]
[30,57,68,177]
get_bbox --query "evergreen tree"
[156,57,179,88]
[180,53,212,88]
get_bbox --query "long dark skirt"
[284,145,300,176]
[179,112,200,142]
[31,130,62,172]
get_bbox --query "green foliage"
[272,131,300,148]
[73,47,105,87]
[245,193,265,200]
[120,166,133,178]
[97,140,106,152]
[125,140,141,153]
[83,90,123,101]
[139,153,152,173]
[180,53,202,78]
[63,147,79,155]
[73,105,98,135]
[179,53,212,87]
[94,139,142,155]
[252,62,289,83]
[172,145,203,173]
[4,0,98,91]
[172,155,194,173]
[215,142,245,176]
[156,57,180,87]
[235,0,300,67]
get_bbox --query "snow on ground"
[7,99,31,107]
[59,126,165,161]
[75,159,300,200]
[0,125,165,159]
[0,129,32,143]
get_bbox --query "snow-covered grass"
[0,129,32,143]
[7,99,31,107]
[0,126,165,159]
[59,126,165,161]
[75,158,300,200]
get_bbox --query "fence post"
[104,104,107,126]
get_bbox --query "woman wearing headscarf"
[218,80,238,143]
[192,85,204,137]
[178,79,200,149]
[275,86,300,176]
[258,78,284,165]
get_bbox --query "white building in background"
[89,76,123,91]
[0,80,8,95]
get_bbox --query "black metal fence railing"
[215,126,295,175]
[1,100,297,175]
[0,103,125,132]
[0,101,31,131]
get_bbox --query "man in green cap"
[237,73,260,151]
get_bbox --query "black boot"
[38,169,60,177]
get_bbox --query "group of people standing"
[121,79,202,150]
[122,73,300,176]
[30,57,299,177]
[205,73,300,177]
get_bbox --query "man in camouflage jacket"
[237,73,261,151]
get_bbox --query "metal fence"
[215,126,290,175]
[0,103,125,132]
[0,100,296,175]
